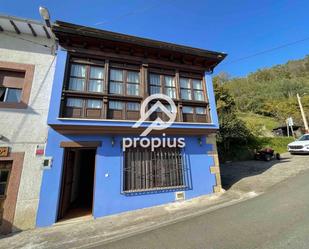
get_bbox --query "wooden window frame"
[179,77,206,102]
[0,61,35,109]
[148,72,176,99]
[67,60,105,94]
[109,67,141,97]
[63,97,104,119]
[182,106,208,123]
[0,153,24,234]
[107,100,140,120]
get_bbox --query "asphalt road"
[98,159,309,249]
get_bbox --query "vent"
[42,157,53,169]
[175,191,185,201]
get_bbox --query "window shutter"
[0,70,25,88]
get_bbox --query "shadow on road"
[220,156,291,190]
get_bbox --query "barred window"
[123,147,186,192]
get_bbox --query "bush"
[218,136,295,162]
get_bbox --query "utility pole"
[297,93,309,133]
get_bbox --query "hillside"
[215,55,309,129]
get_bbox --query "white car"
[288,134,309,154]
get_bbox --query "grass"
[238,112,280,136]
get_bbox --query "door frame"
[57,141,101,221]
[0,152,24,234]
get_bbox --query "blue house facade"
[36,21,226,227]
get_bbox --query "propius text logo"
[122,94,185,151]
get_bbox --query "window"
[149,103,176,122]
[127,71,140,96]
[107,101,140,120]
[192,79,204,101]
[180,78,191,100]
[0,67,29,107]
[87,99,102,109]
[109,69,140,96]
[149,73,176,98]
[68,63,104,93]
[182,106,208,123]
[123,147,185,192]
[64,98,103,118]
[149,74,161,94]
[180,77,205,101]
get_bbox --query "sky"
[1,0,309,77]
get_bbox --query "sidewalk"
[0,153,308,249]
[0,190,248,249]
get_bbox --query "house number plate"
[0,147,9,157]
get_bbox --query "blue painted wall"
[36,130,216,227]
[36,47,219,227]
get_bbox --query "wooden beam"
[27,23,37,37]
[9,20,20,34]
[52,124,217,136]
[60,141,102,148]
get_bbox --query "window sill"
[122,185,187,195]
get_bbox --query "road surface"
[98,159,309,249]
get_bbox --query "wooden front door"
[58,150,75,220]
[0,161,12,225]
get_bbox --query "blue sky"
[2,0,309,77]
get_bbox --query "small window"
[0,88,22,103]
[182,106,208,123]
[66,98,83,108]
[109,68,139,96]
[193,79,204,101]
[180,78,192,100]
[127,102,140,111]
[68,63,104,93]
[196,107,206,114]
[149,73,161,94]
[109,100,123,110]
[87,99,102,109]
[149,73,176,98]
[126,71,140,96]
[68,64,86,91]
[180,77,205,101]
[182,106,193,114]
[164,76,176,99]
[0,70,25,104]
[109,69,123,95]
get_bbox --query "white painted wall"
[0,31,56,230]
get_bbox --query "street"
[0,154,308,249]
[97,155,309,249]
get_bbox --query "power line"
[76,0,175,32]
[220,36,309,67]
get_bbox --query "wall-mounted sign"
[35,144,45,156]
[0,147,9,157]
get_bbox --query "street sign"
[287,117,294,127]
